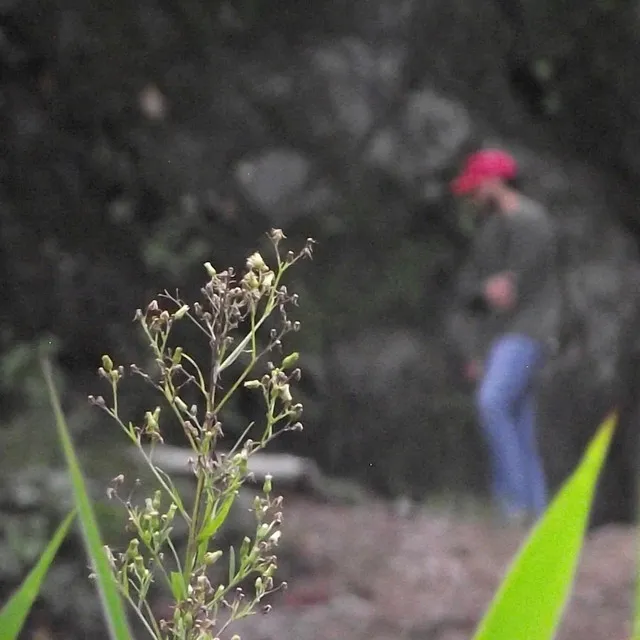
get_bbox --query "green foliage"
[0,228,628,640]
[472,412,616,640]
[634,495,640,639]
[89,229,313,638]
[44,362,134,640]
[0,229,312,640]
[0,510,76,640]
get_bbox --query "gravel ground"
[222,497,636,640]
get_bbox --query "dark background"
[3,0,640,635]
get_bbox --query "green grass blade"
[0,510,76,640]
[472,412,616,640]
[43,361,133,640]
[634,447,640,640]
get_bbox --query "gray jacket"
[455,195,561,361]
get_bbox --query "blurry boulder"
[365,89,471,200]
[234,149,336,223]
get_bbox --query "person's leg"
[517,391,547,517]
[476,335,543,517]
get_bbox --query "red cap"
[450,149,518,196]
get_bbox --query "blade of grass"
[634,444,640,640]
[43,360,133,640]
[0,510,76,640]
[472,411,616,640]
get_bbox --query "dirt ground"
[224,497,637,640]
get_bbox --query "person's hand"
[464,360,482,382]
[484,272,516,310]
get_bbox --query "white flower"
[246,252,268,272]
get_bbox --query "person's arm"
[454,219,501,312]
[504,210,556,301]
[456,261,489,312]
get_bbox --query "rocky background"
[3,0,640,637]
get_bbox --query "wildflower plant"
[0,229,623,640]
[87,229,315,639]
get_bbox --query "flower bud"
[144,410,158,432]
[166,503,177,521]
[243,271,260,290]
[243,379,262,389]
[269,229,285,244]
[204,550,223,565]
[281,352,299,370]
[173,304,189,320]
[101,355,114,373]
[197,575,210,591]
[174,397,189,414]
[279,384,293,404]
[262,271,275,288]
[88,395,107,408]
[126,538,139,557]
[204,262,217,277]
[269,530,282,546]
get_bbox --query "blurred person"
[450,148,560,522]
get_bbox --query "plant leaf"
[228,545,236,583]
[472,412,616,640]
[0,510,76,640]
[197,493,236,543]
[170,572,187,601]
[43,360,133,640]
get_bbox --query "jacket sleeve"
[456,261,488,312]
[454,219,499,312]
[505,211,556,298]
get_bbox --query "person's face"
[458,188,490,218]
[454,190,486,234]
[463,179,500,216]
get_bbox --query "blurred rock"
[365,89,471,199]
[308,38,404,140]
[235,149,336,222]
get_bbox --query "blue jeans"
[476,334,547,518]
